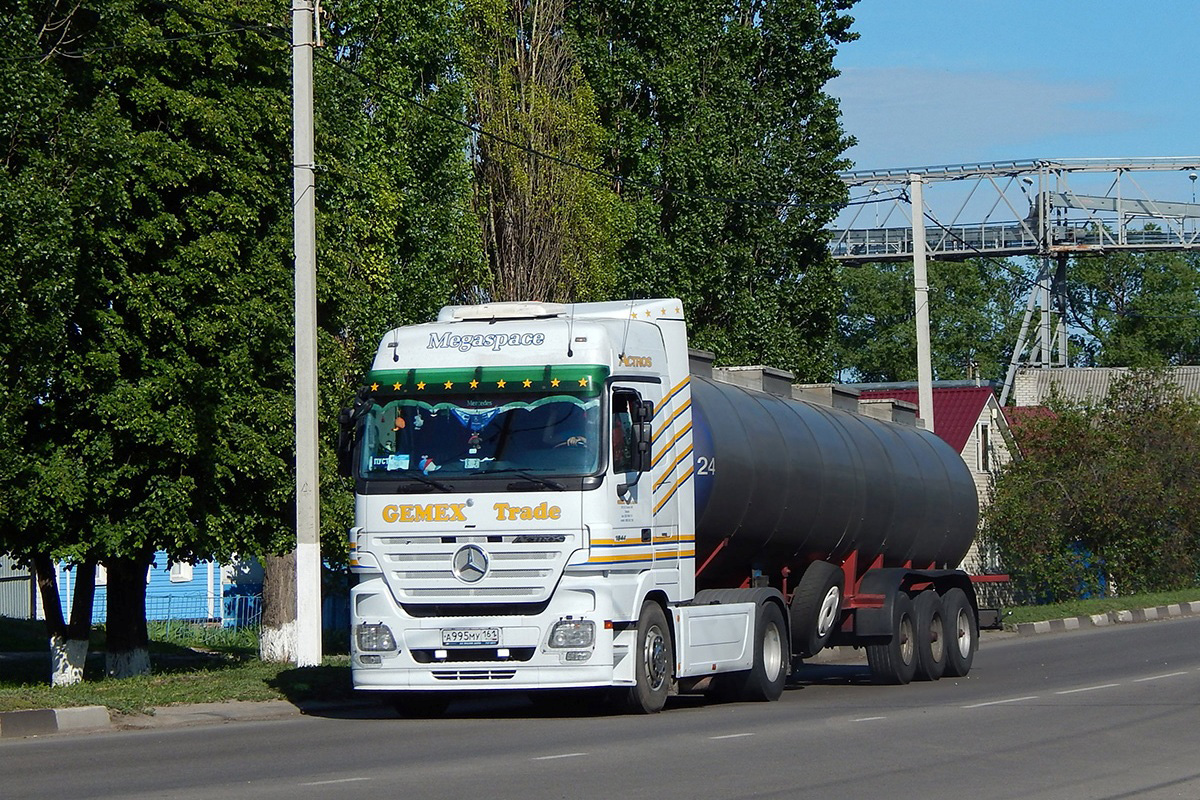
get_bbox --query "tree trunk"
[33,554,96,686]
[104,553,152,678]
[260,551,297,663]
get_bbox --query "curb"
[1013,600,1200,636]
[0,705,111,739]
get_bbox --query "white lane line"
[1055,683,1121,695]
[1134,671,1189,683]
[709,733,755,740]
[532,753,588,761]
[963,695,1039,709]
[299,778,371,787]
[853,717,887,722]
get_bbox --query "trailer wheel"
[866,591,917,685]
[625,600,673,713]
[790,561,844,658]
[941,587,978,677]
[913,590,946,681]
[711,601,789,703]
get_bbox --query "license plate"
[441,627,501,647]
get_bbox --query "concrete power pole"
[910,173,935,433]
[293,0,322,667]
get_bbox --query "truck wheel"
[711,602,789,703]
[392,692,450,718]
[913,590,946,681]
[941,587,978,677]
[790,561,843,658]
[625,600,673,713]
[866,591,917,685]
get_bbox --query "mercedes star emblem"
[452,544,489,583]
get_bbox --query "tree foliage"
[566,0,856,380]
[1067,250,1200,368]
[464,0,628,303]
[982,371,1200,601]
[836,258,1028,383]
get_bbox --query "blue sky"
[829,1,1199,172]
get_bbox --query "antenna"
[618,298,636,360]
[566,303,575,358]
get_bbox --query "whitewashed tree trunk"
[259,619,297,663]
[50,635,89,687]
[260,552,298,663]
[105,647,151,679]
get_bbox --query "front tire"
[625,600,673,713]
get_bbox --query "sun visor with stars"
[365,365,609,397]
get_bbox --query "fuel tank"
[689,376,978,587]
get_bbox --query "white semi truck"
[339,299,983,713]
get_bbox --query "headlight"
[548,619,595,648]
[356,623,397,652]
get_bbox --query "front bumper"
[351,575,627,691]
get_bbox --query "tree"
[982,371,1200,602]
[1,0,300,677]
[836,258,1028,383]
[566,0,857,380]
[464,0,628,303]
[1067,249,1200,368]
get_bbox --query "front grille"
[432,669,518,681]
[373,531,579,605]
[412,647,535,663]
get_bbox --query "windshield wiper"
[486,469,566,491]
[396,471,453,492]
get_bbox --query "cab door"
[609,386,656,571]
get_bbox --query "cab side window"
[611,391,637,473]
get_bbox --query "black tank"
[689,377,978,588]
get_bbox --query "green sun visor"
[366,365,609,397]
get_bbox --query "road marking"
[532,753,588,761]
[853,717,887,722]
[1134,671,1189,683]
[299,778,371,787]
[1055,683,1120,695]
[709,733,755,740]
[963,695,1039,708]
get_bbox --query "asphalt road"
[6,616,1200,800]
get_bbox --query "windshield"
[357,366,606,482]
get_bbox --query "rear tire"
[790,561,843,658]
[866,592,917,685]
[624,600,673,713]
[941,587,978,677]
[711,602,789,702]
[913,590,946,681]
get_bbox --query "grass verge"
[0,617,354,715]
[1001,587,1200,626]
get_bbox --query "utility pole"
[910,173,935,433]
[293,0,322,667]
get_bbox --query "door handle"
[641,528,651,543]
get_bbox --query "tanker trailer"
[687,372,981,687]
[342,298,987,714]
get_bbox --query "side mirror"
[336,387,374,479]
[336,407,355,478]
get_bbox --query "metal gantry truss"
[827,158,1200,404]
